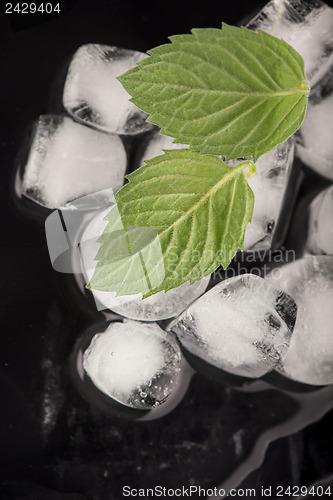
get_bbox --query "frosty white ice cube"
[306,185,333,255]
[63,44,153,135]
[21,115,127,209]
[267,255,333,385]
[80,206,210,319]
[83,320,182,409]
[171,274,297,378]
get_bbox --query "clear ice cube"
[83,320,182,409]
[21,115,127,209]
[267,255,333,385]
[295,67,333,180]
[246,0,333,84]
[247,0,333,180]
[171,274,297,378]
[80,207,210,319]
[63,44,153,135]
[227,139,295,251]
[306,185,333,255]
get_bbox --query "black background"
[1,1,333,499]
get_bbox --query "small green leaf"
[89,150,255,297]
[119,23,309,162]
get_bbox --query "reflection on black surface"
[1,281,333,498]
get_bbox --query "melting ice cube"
[246,0,333,84]
[63,44,153,135]
[171,274,297,379]
[80,207,210,319]
[267,255,333,385]
[306,185,333,255]
[21,115,127,209]
[244,140,296,250]
[83,320,182,409]
[247,0,333,180]
[227,140,295,251]
[295,68,333,180]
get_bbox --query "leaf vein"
[119,191,203,203]
[232,38,282,91]
[147,45,253,91]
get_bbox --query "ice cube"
[171,274,297,378]
[83,320,182,409]
[227,139,295,251]
[80,206,210,319]
[63,44,153,135]
[247,1,333,180]
[306,185,333,255]
[21,115,127,209]
[295,70,333,180]
[246,0,333,84]
[267,255,333,385]
[139,131,188,166]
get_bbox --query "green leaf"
[119,23,309,162]
[88,150,255,297]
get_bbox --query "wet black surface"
[1,1,333,499]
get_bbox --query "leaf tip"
[221,21,231,29]
[297,80,310,93]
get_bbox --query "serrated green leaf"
[119,23,309,162]
[88,150,255,297]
